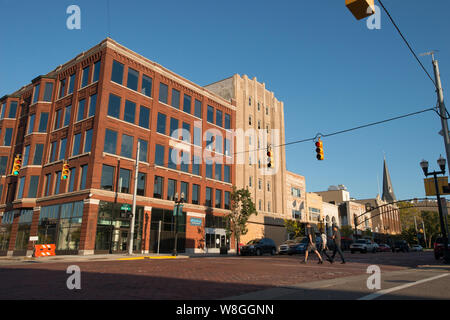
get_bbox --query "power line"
[376,0,437,88]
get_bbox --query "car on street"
[411,244,423,252]
[279,238,306,255]
[434,237,450,260]
[240,238,277,256]
[377,243,391,252]
[393,240,410,252]
[350,239,377,253]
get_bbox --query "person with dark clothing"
[320,230,333,262]
[329,226,346,264]
[302,223,323,264]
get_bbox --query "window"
[54,109,62,130]
[107,93,121,119]
[17,177,25,199]
[119,168,131,193]
[43,83,53,102]
[205,187,212,207]
[68,73,76,94]
[137,172,146,196]
[170,118,179,138]
[249,116,252,126]
[155,144,165,166]
[183,94,191,114]
[153,176,164,199]
[93,60,101,82]
[268,202,271,212]
[104,129,117,154]
[120,134,133,158]
[206,132,213,151]
[291,187,301,197]
[33,84,40,103]
[192,184,199,204]
[0,103,5,119]
[45,173,52,196]
[259,200,262,211]
[215,190,222,208]
[258,179,262,190]
[59,138,67,160]
[172,89,180,109]
[124,100,136,124]
[225,113,231,130]
[167,179,177,201]
[111,60,124,85]
[159,83,168,104]
[215,163,222,181]
[216,109,223,127]
[72,133,81,156]
[88,94,97,117]
[224,191,230,210]
[215,135,222,154]
[180,181,189,202]
[267,182,271,192]
[33,144,44,165]
[224,165,231,183]
[206,162,213,179]
[54,171,62,195]
[59,79,66,98]
[64,105,71,126]
[38,113,49,132]
[138,139,148,162]
[8,101,17,119]
[23,145,30,166]
[127,67,139,91]
[0,156,8,175]
[249,176,252,187]
[68,168,77,192]
[180,151,190,173]
[193,126,201,146]
[225,138,231,156]
[156,113,167,134]
[84,129,93,153]
[49,141,57,163]
[194,99,202,118]
[138,106,150,129]
[27,114,35,134]
[100,165,115,191]
[81,65,90,88]
[4,128,12,146]
[182,122,190,143]
[80,165,88,190]
[141,74,152,97]
[192,155,201,176]
[77,99,86,121]
[168,148,177,170]
[207,105,214,123]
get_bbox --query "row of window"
[58,60,101,99]
[248,176,271,191]
[53,93,97,132]
[0,101,18,119]
[107,93,150,129]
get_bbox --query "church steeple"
[382,157,396,202]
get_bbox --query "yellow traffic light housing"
[62,161,70,180]
[346,0,375,20]
[11,154,22,176]
[315,139,324,161]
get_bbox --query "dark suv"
[393,240,410,253]
[240,238,277,256]
[434,237,450,260]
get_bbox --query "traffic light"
[315,138,324,160]
[61,162,70,180]
[11,154,22,176]
[267,147,274,168]
[346,0,375,20]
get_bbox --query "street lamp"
[419,156,450,264]
[172,192,185,256]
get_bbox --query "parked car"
[279,238,303,255]
[350,239,377,253]
[411,244,423,252]
[377,243,391,252]
[434,237,450,260]
[240,238,277,256]
[393,240,410,252]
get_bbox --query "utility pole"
[128,141,140,255]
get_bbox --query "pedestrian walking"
[329,225,346,264]
[320,230,332,263]
[302,223,323,264]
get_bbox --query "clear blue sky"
[1,0,449,201]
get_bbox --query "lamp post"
[172,192,185,256]
[420,156,450,264]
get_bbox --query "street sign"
[121,204,131,212]
[190,217,202,226]
[424,176,450,196]
[29,236,39,241]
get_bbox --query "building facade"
[0,38,237,256]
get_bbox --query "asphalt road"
[0,251,448,300]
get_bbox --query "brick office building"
[0,38,236,256]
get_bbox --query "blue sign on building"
[190,217,202,226]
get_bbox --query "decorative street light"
[172,192,185,256]
[419,156,450,264]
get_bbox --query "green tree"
[284,219,305,239]
[225,187,257,255]
[340,225,354,238]
[421,210,441,248]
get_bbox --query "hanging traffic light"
[315,138,324,160]
[11,154,22,176]
[345,0,375,20]
[61,161,70,180]
[267,147,274,168]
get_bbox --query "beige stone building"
[205,74,289,246]
[306,192,323,225]
[285,171,306,222]
[355,196,401,235]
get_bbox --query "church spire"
[382,157,396,202]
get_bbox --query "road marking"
[358,273,449,300]
[118,256,178,261]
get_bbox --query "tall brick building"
[0,38,236,256]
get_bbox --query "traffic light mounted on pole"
[345,0,376,20]
[315,138,324,160]
[267,146,273,168]
[11,154,22,176]
[61,161,70,180]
